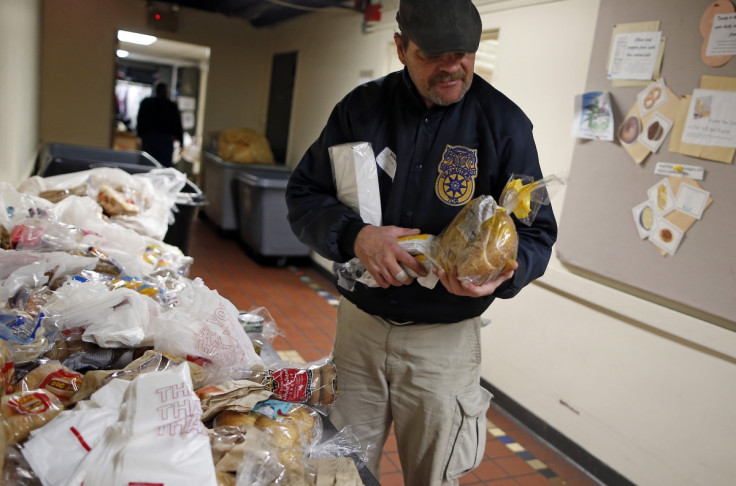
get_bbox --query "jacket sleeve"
[285,99,367,263]
[491,116,558,299]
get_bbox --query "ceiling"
[162,0,360,28]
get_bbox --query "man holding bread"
[285,0,557,484]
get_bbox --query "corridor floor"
[187,216,603,486]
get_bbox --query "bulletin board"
[556,0,736,330]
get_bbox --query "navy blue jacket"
[286,68,557,323]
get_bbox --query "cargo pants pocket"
[444,387,493,480]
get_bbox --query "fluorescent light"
[117,30,157,46]
[116,49,129,58]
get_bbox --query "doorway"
[114,31,210,175]
[265,51,298,164]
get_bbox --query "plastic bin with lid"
[200,150,288,232]
[235,168,309,258]
[37,142,162,176]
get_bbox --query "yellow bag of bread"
[218,128,275,164]
[432,174,561,285]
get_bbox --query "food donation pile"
[0,168,361,486]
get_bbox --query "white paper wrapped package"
[67,362,217,486]
[328,142,382,226]
[154,277,264,382]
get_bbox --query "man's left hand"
[434,260,518,297]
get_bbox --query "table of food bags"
[0,167,376,486]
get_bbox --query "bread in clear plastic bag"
[432,174,563,285]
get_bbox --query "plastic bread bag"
[15,359,83,404]
[307,424,369,469]
[18,167,187,241]
[213,400,323,451]
[328,142,382,227]
[431,174,563,285]
[1,388,65,444]
[242,356,338,414]
[0,182,53,240]
[235,425,317,486]
[334,234,439,291]
[68,350,207,405]
[153,277,264,384]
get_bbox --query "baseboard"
[481,378,636,486]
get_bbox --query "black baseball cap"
[396,0,482,55]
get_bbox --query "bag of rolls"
[431,174,562,285]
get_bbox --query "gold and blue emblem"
[435,145,478,206]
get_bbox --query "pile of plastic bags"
[0,168,364,485]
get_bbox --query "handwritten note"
[681,89,736,148]
[607,31,662,80]
[706,13,736,57]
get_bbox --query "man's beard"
[427,71,471,106]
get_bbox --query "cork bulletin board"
[556,0,736,329]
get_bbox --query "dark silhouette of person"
[136,82,183,167]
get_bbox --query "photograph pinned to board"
[618,79,682,164]
[631,176,713,256]
[638,112,673,153]
[646,178,676,216]
[571,91,614,141]
[700,1,736,67]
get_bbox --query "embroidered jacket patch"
[434,145,478,206]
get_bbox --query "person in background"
[136,81,183,167]
[285,0,557,484]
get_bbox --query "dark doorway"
[265,51,297,165]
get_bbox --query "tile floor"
[187,216,604,486]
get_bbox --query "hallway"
[187,216,603,486]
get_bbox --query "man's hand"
[354,225,428,288]
[434,261,518,297]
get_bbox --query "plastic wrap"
[17,167,187,241]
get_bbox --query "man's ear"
[394,33,407,65]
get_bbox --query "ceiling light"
[116,49,129,58]
[117,30,157,46]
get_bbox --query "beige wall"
[39,0,272,149]
[0,0,41,186]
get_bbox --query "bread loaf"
[434,197,518,285]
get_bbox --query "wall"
[4,0,735,485]
[39,0,272,149]
[276,1,736,485]
[0,0,41,187]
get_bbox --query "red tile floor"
[187,216,603,486]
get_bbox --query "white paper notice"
[653,162,705,180]
[607,31,662,80]
[681,89,736,148]
[706,13,736,57]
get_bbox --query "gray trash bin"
[37,142,162,176]
[201,150,287,232]
[235,168,309,258]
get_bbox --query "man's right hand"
[353,225,428,289]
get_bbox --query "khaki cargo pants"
[328,299,492,486]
